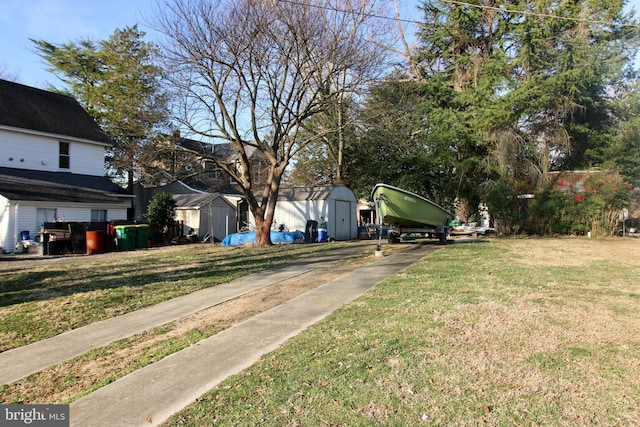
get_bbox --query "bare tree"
[310,0,394,184]
[155,0,388,245]
[0,63,19,82]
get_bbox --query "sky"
[1,0,640,90]
[0,0,422,89]
[0,0,157,88]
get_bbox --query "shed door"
[211,206,231,242]
[334,201,352,240]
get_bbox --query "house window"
[208,164,222,179]
[91,210,107,222]
[37,208,58,228]
[59,142,70,169]
[230,160,240,184]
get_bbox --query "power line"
[439,0,640,28]
[277,0,640,29]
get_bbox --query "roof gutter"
[0,124,112,147]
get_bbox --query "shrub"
[483,177,529,234]
[145,192,176,243]
[489,171,633,236]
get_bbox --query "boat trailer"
[382,225,449,245]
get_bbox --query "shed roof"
[0,79,112,145]
[277,186,354,202]
[0,167,132,204]
[173,193,233,209]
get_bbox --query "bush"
[483,177,529,234]
[145,192,177,243]
[488,171,633,236]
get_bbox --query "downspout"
[14,203,19,250]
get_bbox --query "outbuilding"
[173,192,237,243]
[264,186,358,241]
[134,179,238,242]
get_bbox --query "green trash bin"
[125,225,137,249]
[115,225,136,250]
[135,224,150,248]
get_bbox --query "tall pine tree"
[33,25,170,189]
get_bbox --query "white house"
[0,79,132,252]
[248,186,358,241]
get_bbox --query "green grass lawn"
[1,238,639,425]
[0,243,349,352]
[164,238,640,426]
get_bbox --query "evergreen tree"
[145,192,176,243]
[409,0,639,219]
[346,77,459,205]
[32,25,170,189]
[608,80,640,186]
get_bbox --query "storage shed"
[173,193,237,242]
[264,186,358,241]
[134,179,238,243]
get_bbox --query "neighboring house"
[551,169,640,219]
[356,198,376,226]
[134,179,238,242]
[140,130,270,195]
[133,131,269,238]
[0,79,132,252]
[248,186,358,241]
[551,170,619,193]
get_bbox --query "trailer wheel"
[437,232,447,245]
[388,232,400,244]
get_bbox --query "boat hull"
[372,184,452,229]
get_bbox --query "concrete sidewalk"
[0,243,374,385]
[69,244,438,427]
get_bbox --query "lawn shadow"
[0,246,340,307]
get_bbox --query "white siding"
[68,141,106,175]
[0,128,106,176]
[17,205,37,237]
[108,209,127,222]
[0,197,11,251]
[247,187,358,241]
[176,209,201,235]
[0,202,37,251]
[55,206,128,223]
[272,201,329,232]
[0,201,129,252]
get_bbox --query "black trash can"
[304,220,318,243]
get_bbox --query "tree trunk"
[251,166,284,246]
[254,218,272,246]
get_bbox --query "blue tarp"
[222,230,305,246]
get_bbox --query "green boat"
[372,183,453,230]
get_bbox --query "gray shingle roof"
[173,193,232,209]
[0,167,132,203]
[277,187,335,201]
[0,79,112,145]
